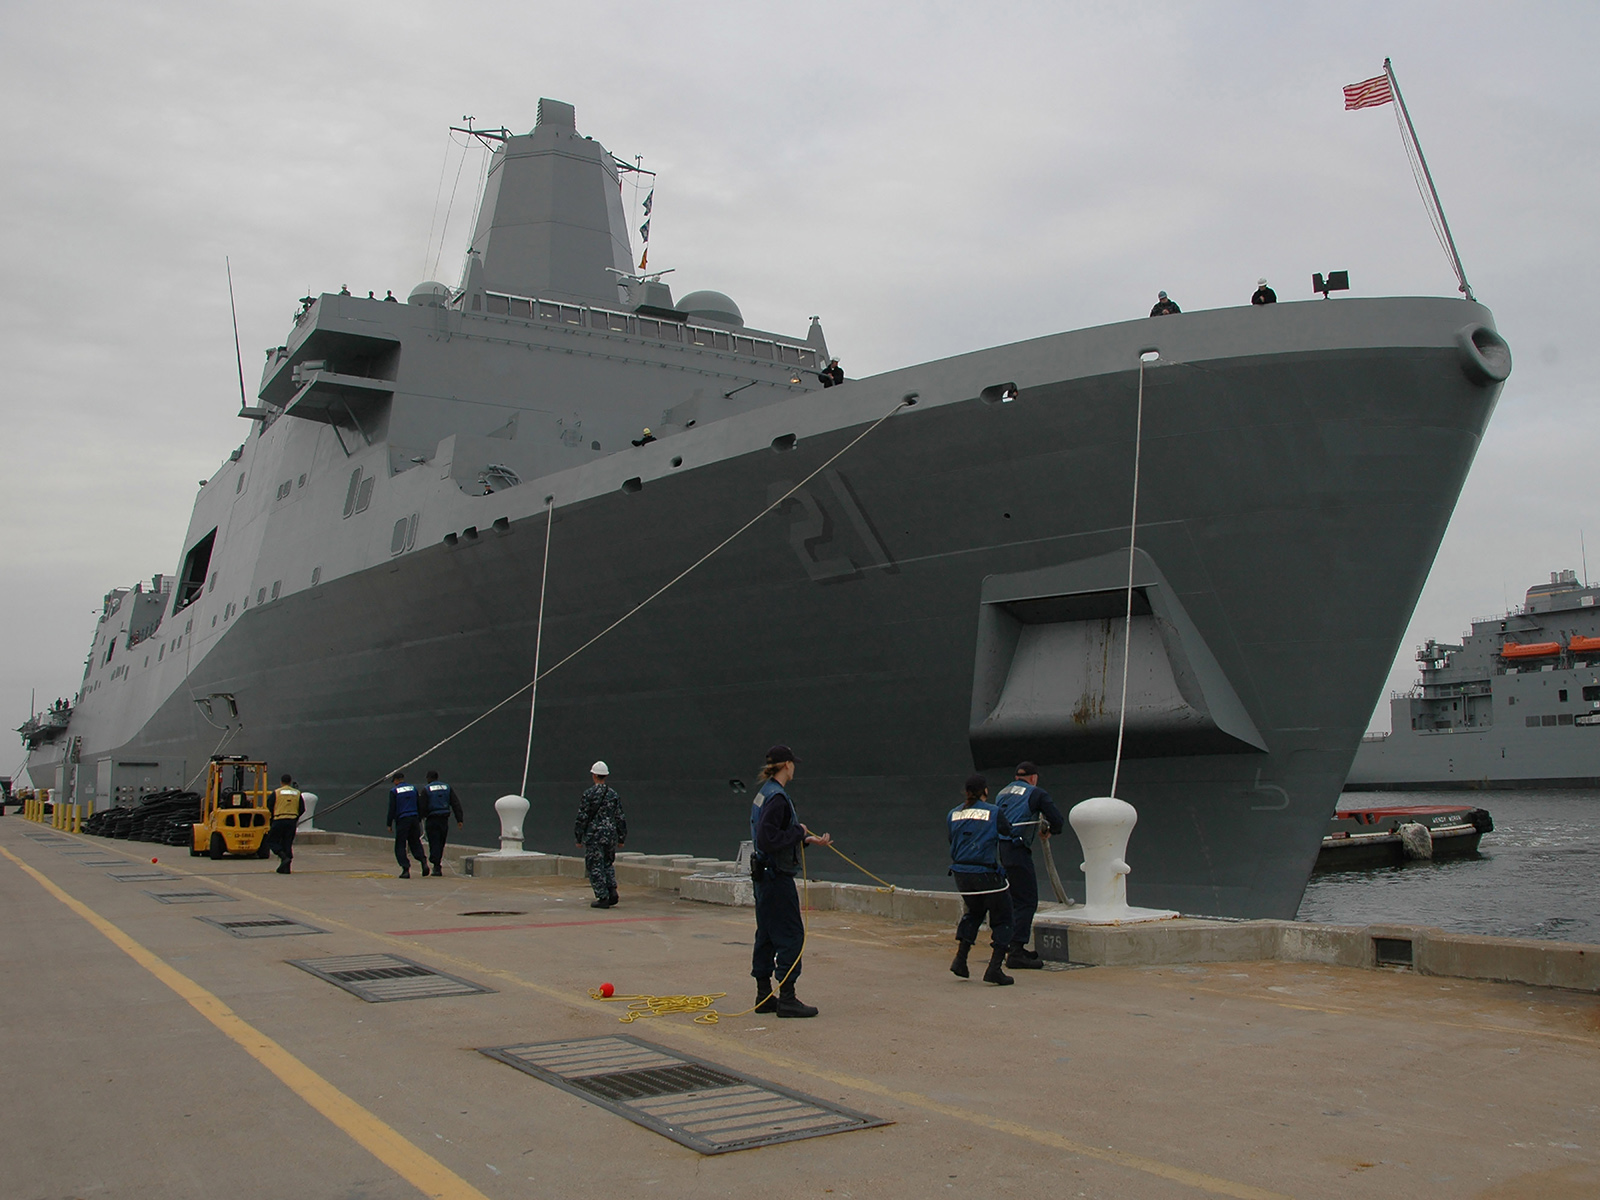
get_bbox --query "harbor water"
[1298,788,1600,944]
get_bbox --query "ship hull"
[32,300,1505,918]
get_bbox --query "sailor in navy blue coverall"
[994,761,1066,967]
[948,774,1016,986]
[385,772,428,877]
[749,744,831,1018]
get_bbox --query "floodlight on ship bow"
[1313,271,1350,298]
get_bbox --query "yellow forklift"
[191,755,273,859]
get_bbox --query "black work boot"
[420,864,431,877]
[590,896,610,908]
[754,979,777,1014]
[775,984,818,1018]
[607,891,619,907]
[983,946,1015,986]
[1005,943,1043,969]
[949,940,973,979]
[275,861,290,875]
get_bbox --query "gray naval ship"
[20,98,1512,918]
[1349,570,1600,790]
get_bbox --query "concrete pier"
[4,820,1598,1199]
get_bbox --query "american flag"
[1343,73,1393,110]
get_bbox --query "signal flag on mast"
[1343,74,1393,110]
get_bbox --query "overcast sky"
[4,1,1597,771]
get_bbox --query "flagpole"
[1384,57,1473,301]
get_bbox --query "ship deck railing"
[476,291,821,370]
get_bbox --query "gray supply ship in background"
[17,99,1512,918]
[1349,570,1600,790]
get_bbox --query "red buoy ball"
[599,982,615,998]
[151,857,159,864]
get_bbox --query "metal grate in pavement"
[108,870,176,882]
[480,1035,890,1154]
[288,954,493,1002]
[198,914,327,939]
[74,858,128,867]
[145,889,233,904]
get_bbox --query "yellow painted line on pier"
[0,843,492,1200]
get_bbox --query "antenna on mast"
[225,257,258,421]
[1583,530,1589,587]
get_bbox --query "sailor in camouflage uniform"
[574,760,627,908]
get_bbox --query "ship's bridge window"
[1559,689,1569,702]
[1584,686,1600,702]
[537,301,561,321]
[486,294,509,315]
[561,306,583,326]
[509,297,532,318]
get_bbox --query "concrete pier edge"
[300,832,1597,994]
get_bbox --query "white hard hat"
[590,761,610,776]
[1258,277,1268,286]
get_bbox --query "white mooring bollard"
[299,792,319,832]
[492,793,535,856]
[1065,795,1178,925]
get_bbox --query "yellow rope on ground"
[587,988,729,1024]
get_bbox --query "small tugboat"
[1316,803,1493,870]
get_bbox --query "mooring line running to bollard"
[314,395,916,824]
[1108,354,1148,801]
[518,497,555,801]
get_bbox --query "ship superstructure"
[22,99,1511,917]
[1349,570,1600,789]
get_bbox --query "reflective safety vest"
[425,781,454,816]
[995,782,1041,848]
[272,785,302,820]
[948,799,1005,875]
[391,783,421,819]
[750,779,801,874]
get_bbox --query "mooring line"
[1108,355,1147,800]
[315,395,915,823]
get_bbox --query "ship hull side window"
[173,530,216,615]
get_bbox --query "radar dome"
[408,281,452,308]
[677,290,743,327]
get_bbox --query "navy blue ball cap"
[765,744,797,765]
[1015,761,1039,777]
[964,773,989,795]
